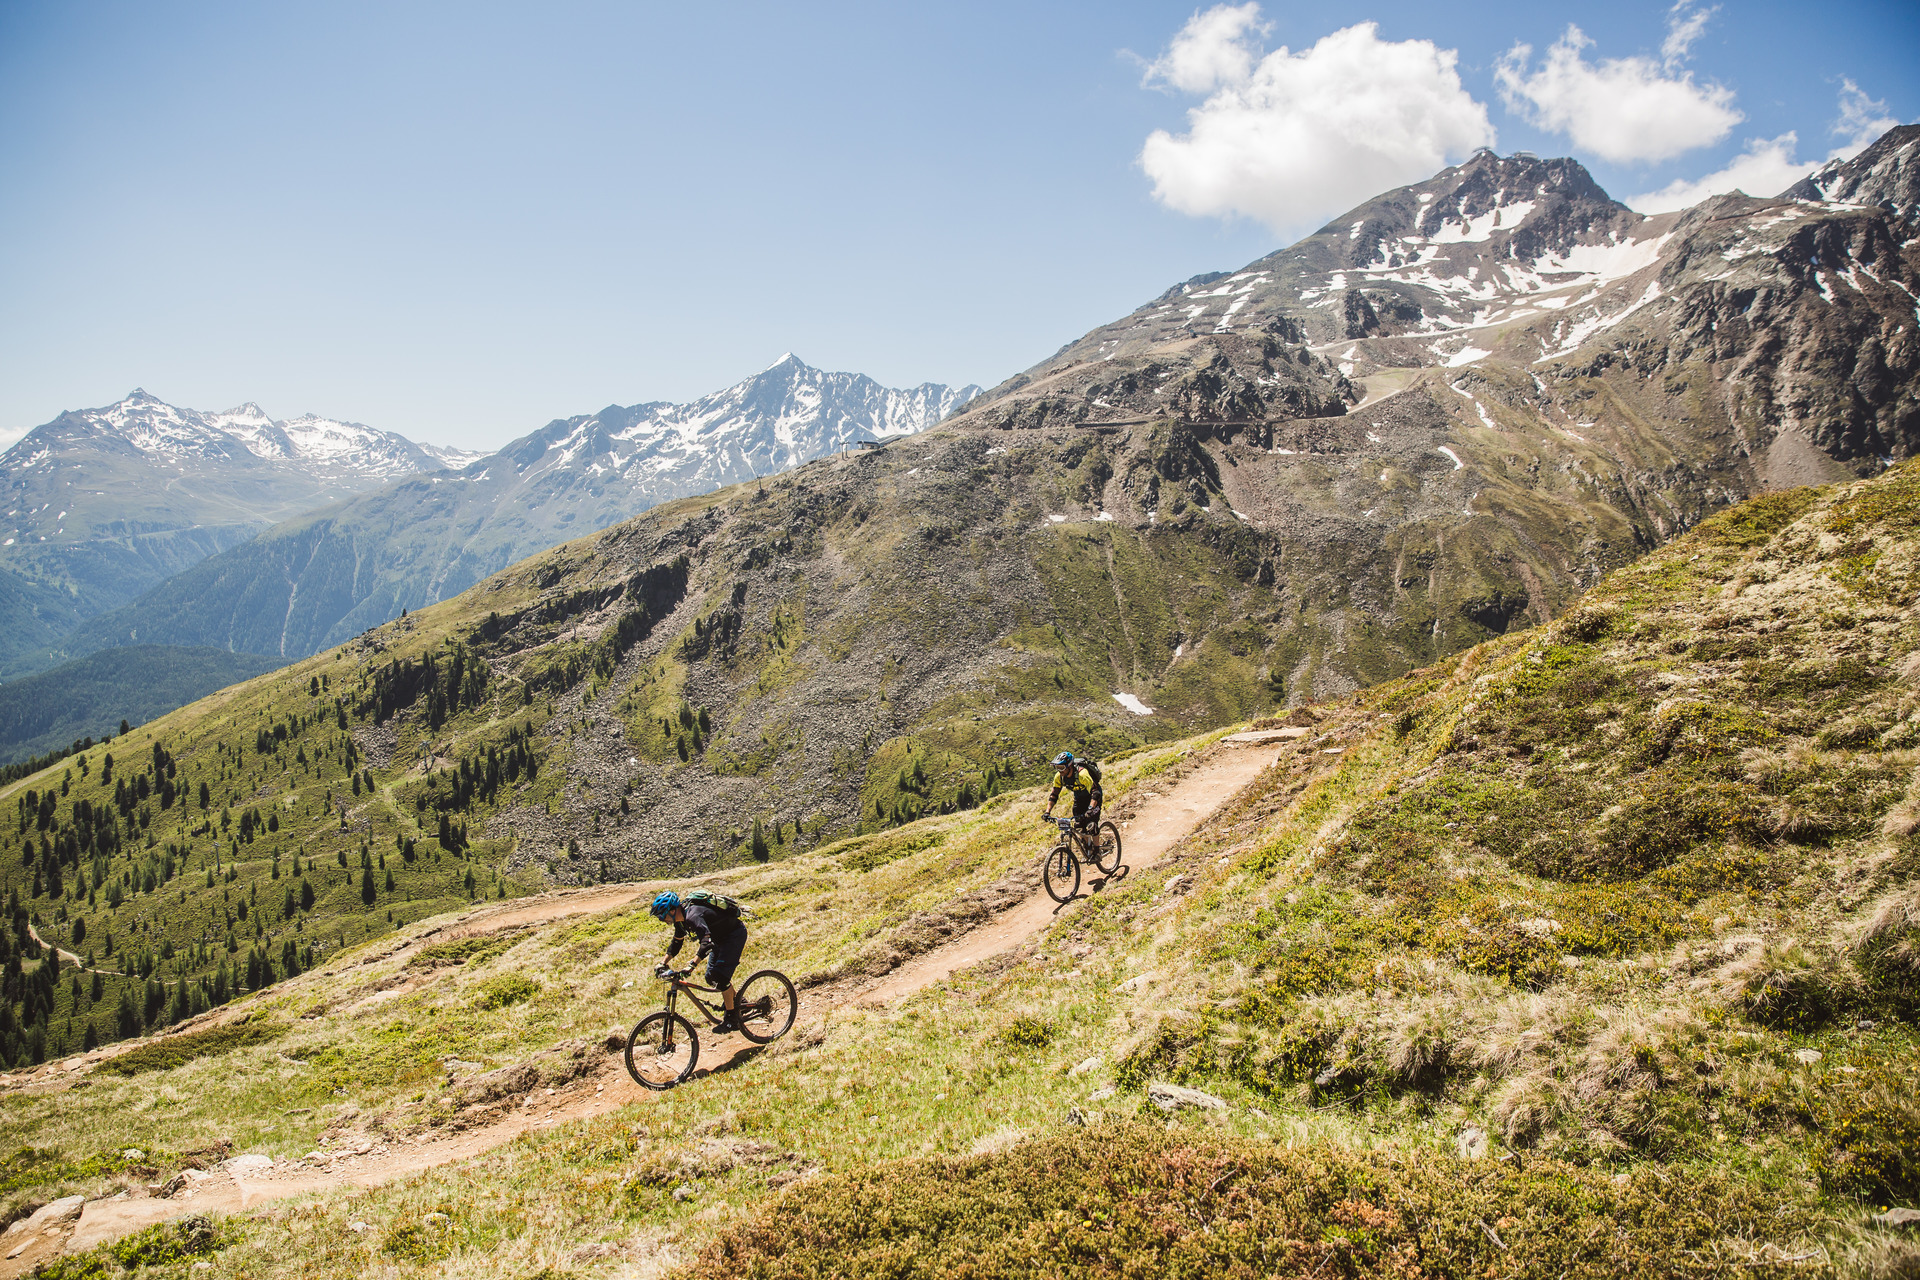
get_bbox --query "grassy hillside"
[0,647,286,766]
[4,459,1917,1277]
[0,429,1288,1070]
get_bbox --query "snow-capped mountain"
[491,355,979,502]
[47,357,980,666]
[0,390,480,678]
[10,388,476,481]
[1784,124,1920,221]
[966,138,1919,482]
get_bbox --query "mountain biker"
[650,891,746,1033]
[1041,750,1103,831]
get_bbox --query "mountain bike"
[623,964,798,1090]
[1040,813,1122,903]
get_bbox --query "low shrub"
[842,831,944,873]
[996,1016,1054,1050]
[95,1021,285,1076]
[410,933,520,969]
[1738,943,1858,1032]
[1813,1045,1920,1205]
[32,1214,226,1279]
[1697,487,1820,548]
[475,973,539,1010]
[699,1126,1827,1279]
[382,1208,461,1264]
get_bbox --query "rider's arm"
[664,919,688,960]
[1044,778,1062,811]
[680,908,715,958]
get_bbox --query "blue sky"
[1,0,1913,449]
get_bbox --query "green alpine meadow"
[1,444,1915,1279]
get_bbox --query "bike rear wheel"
[1042,843,1080,902]
[735,969,798,1043]
[1094,821,1123,875]
[625,1011,698,1090]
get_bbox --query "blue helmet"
[649,891,681,921]
[1052,751,1075,767]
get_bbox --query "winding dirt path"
[10,741,1283,1273]
[855,741,1283,1004]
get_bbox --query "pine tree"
[750,819,769,861]
[360,867,376,906]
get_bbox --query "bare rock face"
[1783,124,1920,221]
[965,129,1920,478]
[1147,1081,1229,1113]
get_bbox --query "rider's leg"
[707,939,744,1028]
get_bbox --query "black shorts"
[704,933,745,988]
[1071,792,1099,824]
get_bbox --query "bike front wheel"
[735,969,798,1043]
[1094,821,1123,875]
[1042,844,1080,903]
[625,1011,699,1090]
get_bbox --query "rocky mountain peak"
[1783,123,1920,222]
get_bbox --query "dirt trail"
[856,741,1282,1004]
[10,742,1281,1273]
[23,923,97,974]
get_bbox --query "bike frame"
[662,974,731,1028]
[1055,816,1101,864]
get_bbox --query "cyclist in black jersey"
[649,891,747,1033]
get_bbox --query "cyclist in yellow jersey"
[1041,750,1103,829]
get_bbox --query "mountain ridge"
[0,390,479,677]
[36,358,980,670]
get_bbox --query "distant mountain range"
[20,357,979,675]
[0,390,479,677]
[9,124,1917,777]
[80,125,1913,871]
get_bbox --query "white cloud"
[1627,81,1908,212]
[1138,11,1494,234]
[1659,2,1716,66]
[1142,2,1264,95]
[1495,24,1740,163]
[1628,134,1812,211]
[1834,79,1900,153]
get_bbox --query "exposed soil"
[854,741,1283,1004]
[5,740,1281,1275]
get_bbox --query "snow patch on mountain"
[494,357,982,505]
[19,389,457,480]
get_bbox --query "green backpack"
[683,888,751,919]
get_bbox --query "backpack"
[1063,759,1102,785]
[683,888,751,919]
